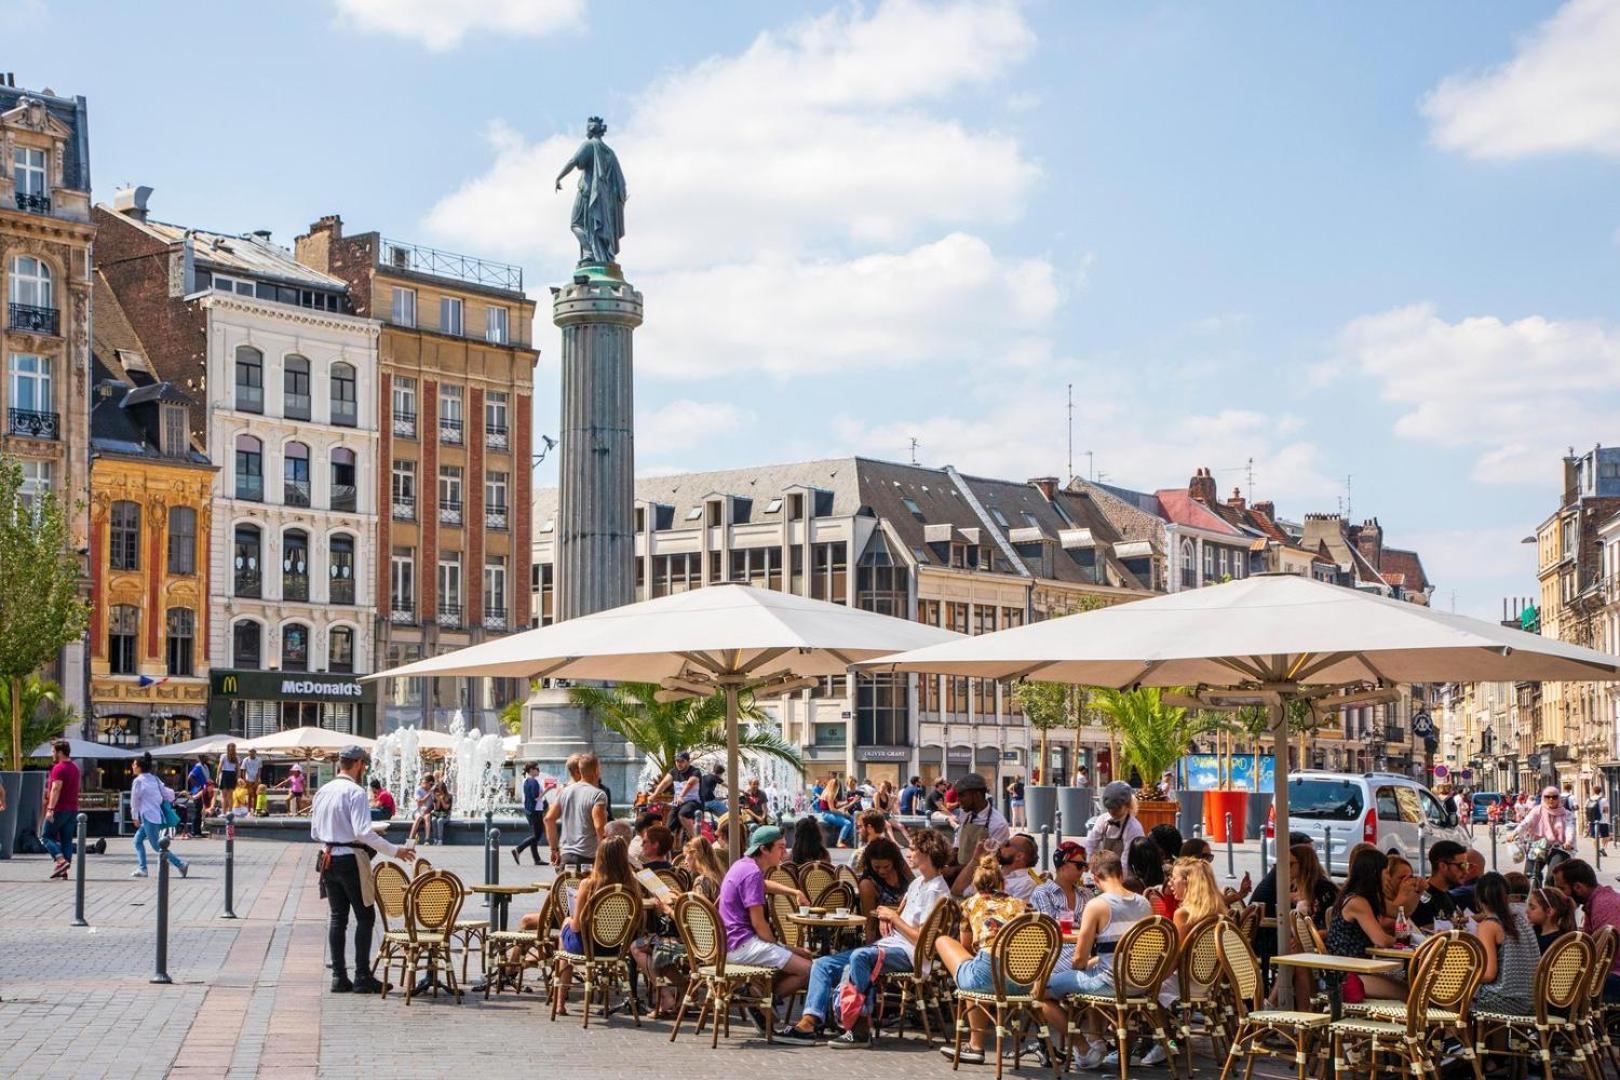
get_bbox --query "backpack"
[836,947,886,1030]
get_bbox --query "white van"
[1263,771,1471,873]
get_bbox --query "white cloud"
[1329,302,1620,484]
[332,0,583,51]
[1422,0,1620,160]
[640,399,754,454]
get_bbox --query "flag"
[138,674,170,689]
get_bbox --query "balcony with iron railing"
[379,238,524,294]
[15,192,51,214]
[283,573,309,602]
[389,602,415,625]
[392,494,415,521]
[436,603,462,628]
[483,607,508,631]
[393,411,417,438]
[330,578,355,605]
[284,479,311,508]
[7,408,58,439]
[485,506,508,530]
[439,416,463,445]
[330,484,357,513]
[486,424,509,451]
[8,303,59,336]
[439,499,463,526]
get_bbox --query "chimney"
[1188,467,1217,504]
[1228,486,1246,511]
[1028,476,1059,501]
[113,184,153,222]
[1253,499,1275,522]
[0,73,14,88]
[294,215,343,274]
[250,229,272,243]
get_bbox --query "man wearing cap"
[310,745,416,993]
[1030,841,1092,968]
[949,773,1011,896]
[716,824,813,1032]
[1083,781,1144,861]
[653,751,702,836]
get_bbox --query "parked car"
[1263,771,1471,872]
[1469,791,1504,824]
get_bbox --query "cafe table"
[470,882,542,932]
[1365,946,1416,963]
[1271,952,1403,1022]
[786,910,866,955]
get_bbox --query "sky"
[14,0,1620,619]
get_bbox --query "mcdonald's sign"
[220,675,239,695]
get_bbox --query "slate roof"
[108,213,346,291]
[1378,547,1430,596]
[0,84,89,191]
[1063,479,1166,545]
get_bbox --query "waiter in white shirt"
[311,744,415,993]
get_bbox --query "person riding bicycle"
[1515,785,1575,883]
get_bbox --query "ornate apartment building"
[94,193,382,738]
[294,216,538,732]
[0,77,94,716]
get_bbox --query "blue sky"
[18,0,1620,617]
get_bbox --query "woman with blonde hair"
[681,834,727,899]
[555,835,637,1013]
[1169,857,1224,939]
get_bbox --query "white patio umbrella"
[862,573,1620,992]
[146,733,238,758]
[368,583,962,858]
[243,726,376,760]
[30,738,141,760]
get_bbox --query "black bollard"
[1324,826,1334,877]
[72,812,88,927]
[152,838,173,984]
[222,818,238,919]
[489,827,500,887]
[1490,822,1498,870]
[1261,831,1270,879]
[1417,823,1427,876]
[1225,812,1237,881]
[1040,825,1051,874]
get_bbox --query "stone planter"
[1025,785,1058,836]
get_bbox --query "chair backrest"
[374,860,411,929]
[1587,926,1618,1010]
[675,892,725,972]
[1214,922,1265,1020]
[836,865,859,888]
[406,870,464,941]
[1427,929,1486,1017]
[668,866,693,891]
[412,857,433,878]
[990,912,1061,999]
[1235,902,1261,945]
[1109,915,1180,1005]
[765,864,799,893]
[769,890,805,949]
[653,869,685,897]
[1288,908,1325,954]
[533,879,565,938]
[1178,915,1224,1000]
[580,883,642,960]
[815,881,858,912]
[912,897,959,977]
[800,862,836,903]
[693,874,720,902]
[1395,931,1451,1035]
[1534,930,1593,1022]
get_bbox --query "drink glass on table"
[1059,916,1074,935]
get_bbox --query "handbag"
[836,947,886,1030]
[160,800,181,829]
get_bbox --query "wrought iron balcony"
[330,484,357,513]
[15,192,51,213]
[332,401,358,428]
[439,416,463,445]
[483,607,508,631]
[486,424,509,451]
[284,479,311,507]
[237,475,264,502]
[389,605,416,625]
[393,411,417,438]
[330,579,355,605]
[284,393,311,421]
[485,506,508,530]
[439,499,463,526]
[283,573,309,602]
[379,238,523,293]
[392,495,416,521]
[436,604,462,628]
[7,408,58,439]
[8,303,58,335]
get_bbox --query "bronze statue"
[555,116,627,267]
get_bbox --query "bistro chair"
[481,882,557,999]
[873,897,959,1045]
[371,859,413,995]
[1345,930,1487,1080]
[837,864,860,889]
[550,883,644,1029]
[815,880,858,913]
[411,857,432,877]
[1473,931,1596,1080]
[799,862,837,906]
[397,870,467,1006]
[768,891,807,950]
[1582,926,1620,1077]
[1173,915,1232,1075]
[1064,914,1183,1080]
[1213,921,1331,1080]
[949,911,1062,1080]
[669,892,782,1049]
[765,863,799,893]
[1328,931,1453,1080]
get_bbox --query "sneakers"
[745,1006,771,1035]
[131,868,148,878]
[774,1024,820,1044]
[827,1028,870,1050]
[1077,1042,1108,1070]
[510,848,521,866]
[92,838,107,855]
[351,975,384,995]
[50,859,69,880]
[1004,1040,1050,1067]
[178,861,189,879]
[330,975,354,993]
[940,1044,985,1065]
[1140,1043,1168,1066]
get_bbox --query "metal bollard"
[1055,806,1064,846]
[1261,832,1270,879]
[1490,822,1498,870]
[222,818,238,919]
[1040,825,1051,874]
[1417,823,1427,876]
[72,813,88,927]
[152,838,173,984]
[1225,812,1236,881]
[1193,822,1204,840]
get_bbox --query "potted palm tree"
[1091,687,1219,833]
[1011,680,1078,835]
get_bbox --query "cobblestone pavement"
[0,833,1341,1079]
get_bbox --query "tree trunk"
[10,677,20,773]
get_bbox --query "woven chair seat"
[1329,1018,1409,1037]
[557,949,627,965]
[1474,1009,1572,1027]
[487,930,538,944]
[1069,992,1154,1006]
[956,989,1041,1004]
[454,920,486,931]
[696,963,778,979]
[1347,1002,1461,1024]
[1245,1009,1332,1027]
[383,931,449,945]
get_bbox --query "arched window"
[329,626,355,674]
[109,500,141,571]
[233,620,261,669]
[8,254,53,309]
[166,608,194,677]
[167,506,197,575]
[108,604,139,675]
[233,525,261,597]
[283,440,309,506]
[234,345,263,413]
[235,434,263,500]
[282,623,310,671]
[330,447,356,512]
[282,529,309,601]
[1180,539,1196,588]
[331,362,357,426]
[284,354,311,420]
[329,534,355,605]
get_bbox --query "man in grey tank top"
[546,753,610,870]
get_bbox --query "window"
[109,500,141,571]
[330,362,357,426]
[392,376,417,437]
[330,448,357,512]
[1202,543,1215,582]
[282,623,310,671]
[234,346,263,412]
[13,146,47,201]
[439,465,463,525]
[902,497,925,520]
[282,529,309,601]
[233,620,262,669]
[440,296,463,336]
[1180,540,1196,588]
[329,534,355,604]
[283,441,309,506]
[764,497,783,514]
[391,460,416,519]
[8,353,52,417]
[233,525,262,598]
[283,354,311,420]
[391,287,416,328]
[988,507,1008,528]
[108,605,139,675]
[438,555,463,624]
[484,555,507,628]
[390,548,415,618]
[166,608,194,677]
[485,306,509,344]
[8,254,53,310]
[439,385,463,443]
[486,471,508,529]
[486,390,509,448]
[167,506,197,575]
[160,404,188,457]
[811,541,848,603]
[17,459,51,513]
[329,626,354,674]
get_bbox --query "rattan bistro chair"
[482,882,559,999]
[1213,921,1331,1080]
[371,860,413,994]
[1345,930,1487,1080]
[873,897,959,1045]
[550,883,645,1029]
[949,911,1062,1080]
[1173,915,1232,1075]
[1473,931,1599,1080]
[766,863,799,893]
[1328,932,1456,1080]
[1064,915,1183,1080]
[1581,925,1619,1078]
[397,870,467,1006]
[799,862,837,906]
[669,892,782,1049]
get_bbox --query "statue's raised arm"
[556,116,627,268]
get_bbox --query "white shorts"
[727,935,792,969]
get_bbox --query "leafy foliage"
[0,675,73,768]
[567,682,803,780]
[1091,687,1223,795]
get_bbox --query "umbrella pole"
[1271,696,1294,1005]
[725,682,742,863]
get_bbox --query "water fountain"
[373,725,424,815]
[441,710,510,818]
[630,717,802,819]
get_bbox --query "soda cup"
[1059,916,1074,935]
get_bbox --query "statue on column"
[555,116,627,267]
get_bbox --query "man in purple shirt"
[41,740,81,879]
[716,824,812,1033]
[1554,858,1620,999]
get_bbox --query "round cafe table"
[470,882,541,932]
[1271,951,1402,1080]
[786,911,866,955]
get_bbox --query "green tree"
[1233,698,1319,775]
[0,458,88,770]
[498,681,536,735]
[567,682,803,781]
[1091,687,1222,797]
[1012,681,1080,785]
[0,675,74,765]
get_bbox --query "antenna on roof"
[1066,383,1074,484]
[1246,457,1254,497]
[1346,473,1353,520]
[908,437,919,466]
[1086,451,1095,482]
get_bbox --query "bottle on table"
[1394,906,1411,946]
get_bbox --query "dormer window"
[160,404,187,458]
[13,146,48,211]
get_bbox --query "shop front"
[855,745,910,785]
[207,670,378,739]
